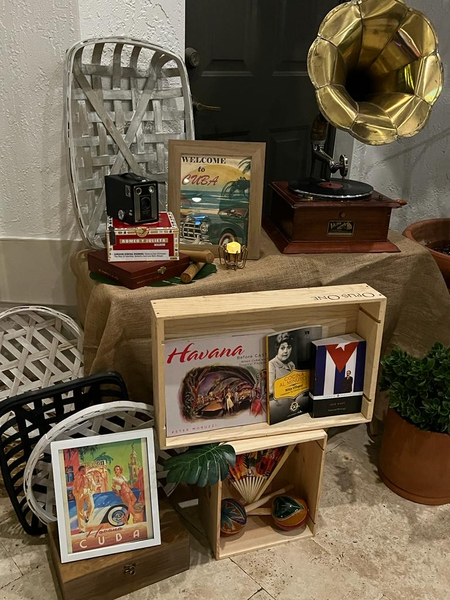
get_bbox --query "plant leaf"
[164,443,236,487]
[380,344,450,435]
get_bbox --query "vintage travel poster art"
[51,429,161,563]
[179,154,252,247]
[165,332,268,437]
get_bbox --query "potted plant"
[378,343,450,505]
[403,219,450,288]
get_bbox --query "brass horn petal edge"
[308,0,443,145]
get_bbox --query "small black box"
[105,172,159,225]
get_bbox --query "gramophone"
[265,0,443,254]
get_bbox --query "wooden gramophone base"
[263,218,400,254]
[264,181,404,254]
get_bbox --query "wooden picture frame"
[51,429,161,563]
[168,140,266,259]
[151,283,386,450]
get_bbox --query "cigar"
[180,261,206,283]
[181,249,214,264]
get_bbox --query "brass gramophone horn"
[308,0,443,145]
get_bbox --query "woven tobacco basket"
[64,37,195,248]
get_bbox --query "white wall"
[0,0,184,308]
[348,0,450,232]
[79,0,185,52]
[0,0,81,241]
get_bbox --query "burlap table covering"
[70,230,450,419]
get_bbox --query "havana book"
[164,331,269,437]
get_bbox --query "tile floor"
[0,424,449,600]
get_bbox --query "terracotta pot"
[403,218,450,287]
[379,408,450,505]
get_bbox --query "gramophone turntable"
[264,0,443,254]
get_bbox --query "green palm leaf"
[165,443,236,487]
[93,453,115,464]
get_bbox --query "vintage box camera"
[105,173,159,225]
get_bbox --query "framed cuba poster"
[51,429,161,563]
[168,140,266,259]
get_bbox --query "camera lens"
[135,187,142,195]
[140,197,151,210]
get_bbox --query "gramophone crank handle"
[374,194,407,206]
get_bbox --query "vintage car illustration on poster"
[67,488,142,531]
[179,156,251,246]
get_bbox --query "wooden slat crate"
[151,283,386,449]
[198,430,327,559]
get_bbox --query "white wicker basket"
[23,401,162,524]
[0,306,84,436]
[23,401,182,524]
[64,37,195,248]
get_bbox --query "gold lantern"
[218,242,248,270]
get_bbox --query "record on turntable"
[289,178,373,200]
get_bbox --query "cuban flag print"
[311,334,366,400]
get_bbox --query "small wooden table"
[70,229,450,421]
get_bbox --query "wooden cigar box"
[106,211,179,262]
[88,250,190,289]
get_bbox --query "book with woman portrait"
[51,429,160,563]
[266,325,322,425]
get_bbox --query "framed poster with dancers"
[51,429,161,563]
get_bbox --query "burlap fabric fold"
[71,230,450,419]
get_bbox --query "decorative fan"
[228,447,287,504]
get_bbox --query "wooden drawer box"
[198,430,327,559]
[47,500,189,600]
[151,283,386,449]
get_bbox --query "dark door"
[185,0,338,209]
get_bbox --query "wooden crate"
[151,283,386,449]
[47,500,189,600]
[198,430,327,559]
